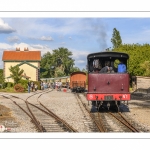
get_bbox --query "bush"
[7,82,14,88]
[14,84,25,92]
[18,79,28,90]
[33,81,41,90]
[2,82,7,88]
[0,82,14,89]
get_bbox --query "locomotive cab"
[86,51,130,111]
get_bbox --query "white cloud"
[31,44,48,49]
[0,18,16,34]
[76,60,85,63]
[7,36,20,42]
[13,43,53,55]
[60,42,65,45]
[69,48,89,69]
[0,43,14,50]
[71,49,89,59]
[0,42,52,52]
[2,18,104,37]
[40,36,53,41]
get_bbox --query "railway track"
[76,93,143,132]
[74,93,99,132]
[1,89,77,132]
[75,93,105,132]
[1,90,149,132]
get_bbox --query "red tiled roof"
[2,51,41,61]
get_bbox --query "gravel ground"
[0,90,150,132]
[0,89,94,132]
[123,93,150,131]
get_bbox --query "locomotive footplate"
[104,95,113,101]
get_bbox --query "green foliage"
[70,67,80,73]
[114,59,120,68]
[40,52,53,78]
[81,68,87,73]
[6,82,14,88]
[40,47,75,78]
[9,65,24,84]
[111,28,122,48]
[0,69,5,85]
[18,79,28,89]
[112,43,150,76]
[0,87,16,92]
[140,61,150,76]
[2,82,7,89]
[33,81,41,90]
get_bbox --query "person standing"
[41,81,44,90]
[34,84,38,91]
[27,82,31,93]
[59,80,62,91]
[31,82,34,92]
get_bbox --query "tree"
[40,47,75,78]
[9,65,24,84]
[140,61,150,76]
[112,43,150,77]
[70,67,80,73]
[111,28,122,48]
[52,47,75,77]
[40,52,53,78]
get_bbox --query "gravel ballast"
[0,90,150,132]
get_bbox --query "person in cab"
[117,60,126,73]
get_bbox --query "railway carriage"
[86,51,130,111]
[70,71,86,93]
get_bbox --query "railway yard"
[0,88,150,133]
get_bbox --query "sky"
[1,17,150,70]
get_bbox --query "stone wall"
[132,76,150,93]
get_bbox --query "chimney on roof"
[16,47,20,51]
[24,47,29,51]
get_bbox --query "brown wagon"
[70,71,86,92]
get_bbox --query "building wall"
[4,62,39,82]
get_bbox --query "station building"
[2,48,41,82]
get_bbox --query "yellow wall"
[4,62,39,82]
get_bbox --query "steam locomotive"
[86,51,130,111]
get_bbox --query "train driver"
[99,61,111,73]
[117,60,126,73]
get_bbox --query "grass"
[0,87,27,93]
